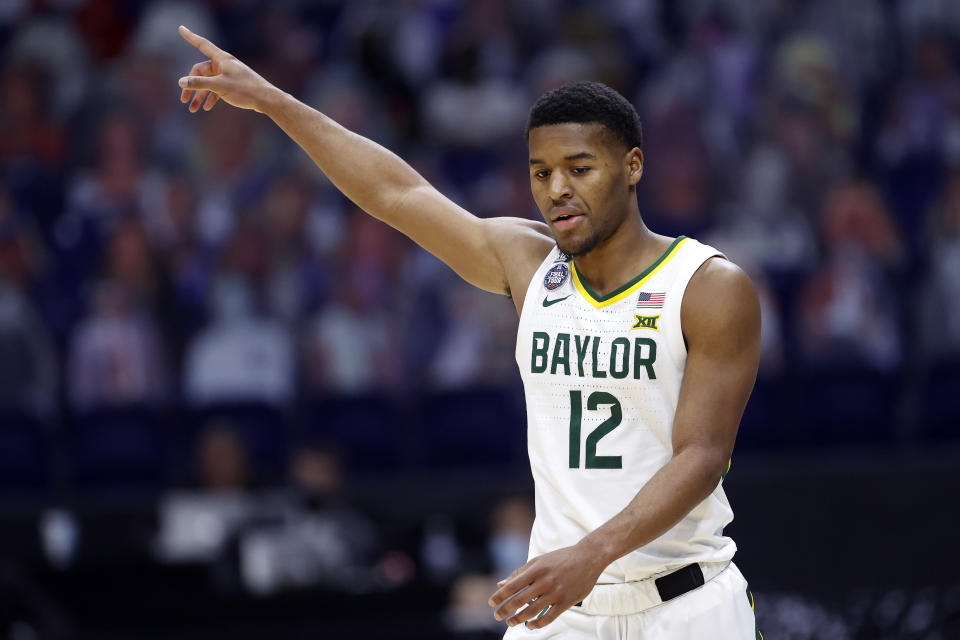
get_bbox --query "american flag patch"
[636,292,665,309]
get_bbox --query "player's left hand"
[487,543,606,630]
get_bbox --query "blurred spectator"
[105,217,167,311]
[183,214,294,406]
[0,0,957,484]
[117,52,190,168]
[772,35,857,147]
[446,573,504,638]
[195,419,253,492]
[0,188,56,418]
[290,441,345,499]
[920,169,960,360]
[690,10,759,164]
[0,280,56,418]
[770,99,853,218]
[155,420,269,566]
[126,172,210,364]
[67,280,168,411]
[193,107,265,248]
[877,32,960,167]
[145,172,201,254]
[63,109,164,239]
[183,274,295,407]
[0,61,65,172]
[0,59,67,237]
[262,175,327,323]
[799,181,904,370]
[430,280,518,389]
[302,266,395,394]
[131,0,218,71]
[876,31,960,253]
[638,82,714,237]
[487,497,534,581]
[445,497,534,637]
[5,15,91,121]
[237,443,389,595]
[301,212,400,394]
[1,5,959,638]
[422,35,528,148]
[702,237,786,378]
[711,144,818,274]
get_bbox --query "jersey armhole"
[669,250,726,360]
[517,245,565,326]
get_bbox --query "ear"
[625,148,644,187]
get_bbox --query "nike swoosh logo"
[542,295,572,307]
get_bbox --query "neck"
[572,208,669,297]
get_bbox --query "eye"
[534,169,550,179]
[571,167,591,175]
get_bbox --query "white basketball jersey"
[515,236,737,583]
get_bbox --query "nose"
[548,171,572,201]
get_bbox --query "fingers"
[510,601,553,628]
[178,25,224,60]
[488,565,529,608]
[188,88,209,113]
[525,601,566,630]
[178,75,223,94]
[493,584,535,622]
[502,591,549,626]
[202,92,220,111]
[180,61,214,103]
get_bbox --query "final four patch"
[543,262,569,291]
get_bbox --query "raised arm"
[488,257,761,629]
[176,26,552,304]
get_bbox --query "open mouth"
[550,207,583,223]
[551,210,584,230]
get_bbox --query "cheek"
[582,175,617,208]
[531,183,551,210]
[604,171,627,201]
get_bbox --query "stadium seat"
[737,378,786,449]
[70,406,169,488]
[794,369,899,445]
[307,394,405,470]
[0,412,51,490]
[920,359,960,441]
[417,388,525,468]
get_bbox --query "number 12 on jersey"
[569,390,622,469]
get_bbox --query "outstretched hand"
[177,25,277,114]
[488,544,606,630]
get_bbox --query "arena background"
[1,1,959,638]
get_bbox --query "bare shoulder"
[485,217,554,312]
[681,257,760,352]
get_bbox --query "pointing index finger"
[178,25,223,60]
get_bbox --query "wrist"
[575,533,618,574]
[257,85,292,118]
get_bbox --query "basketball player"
[177,25,761,639]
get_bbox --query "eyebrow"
[529,151,597,165]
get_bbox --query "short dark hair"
[525,81,643,150]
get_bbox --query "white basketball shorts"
[502,562,759,640]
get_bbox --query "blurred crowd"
[1,0,960,478]
[3,2,960,637]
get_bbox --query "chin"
[556,233,600,258]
